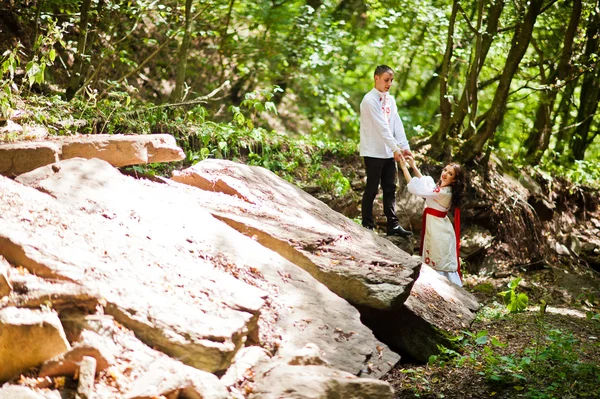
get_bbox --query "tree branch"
[457,3,478,34]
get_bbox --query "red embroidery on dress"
[433,186,441,193]
[425,257,430,264]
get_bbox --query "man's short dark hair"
[374,65,394,76]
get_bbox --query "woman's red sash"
[420,207,462,280]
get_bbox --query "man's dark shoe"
[363,225,374,231]
[386,225,413,237]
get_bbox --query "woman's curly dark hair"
[437,163,466,210]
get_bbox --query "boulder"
[0,173,265,373]
[249,362,393,399]
[125,362,229,399]
[220,346,271,388]
[3,270,99,312]
[359,264,480,363]
[0,385,61,399]
[14,158,400,377]
[0,142,60,177]
[0,134,184,177]
[60,134,184,167]
[460,225,494,259]
[171,159,421,311]
[66,315,229,399]
[0,307,70,382]
[39,329,116,378]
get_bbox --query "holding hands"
[397,152,423,182]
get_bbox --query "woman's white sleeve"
[407,176,440,199]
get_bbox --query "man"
[359,64,413,237]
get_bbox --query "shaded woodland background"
[1,0,599,175]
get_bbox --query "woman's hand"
[407,156,416,169]
[398,156,408,169]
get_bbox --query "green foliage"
[426,303,600,398]
[498,278,529,313]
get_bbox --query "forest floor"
[382,260,600,399]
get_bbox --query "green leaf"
[507,293,529,313]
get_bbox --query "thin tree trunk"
[571,0,600,160]
[66,0,92,100]
[461,0,545,163]
[173,0,194,101]
[525,0,581,163]
[450,0,505,140]
[397,27,427,92]
[429,0,459,154]
[553,80,577,155]
[462,0,485,140]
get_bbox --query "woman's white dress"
[407,176,462,287]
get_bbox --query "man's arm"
[391,100,412,157]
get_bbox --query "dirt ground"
[382,261,600,399]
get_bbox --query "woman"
[398,157,465,286]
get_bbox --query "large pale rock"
[15,158,400,377]
[249,363,394,399]
[0,134,184,176]
[0,256,12,298]
[0,142,60,177]
[359,264,480,363]
[220,346,271,388]
[170,160,481,364]
[60,134,184,167]
[0,307,71,382]
[77,315,229,399]
[3,270,98,311]
[39,329,116,378]
[125,362,229,399]
[0,174,265,373]
[0,385,61,399]
[172,159,421,311]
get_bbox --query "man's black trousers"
[361,156,399,230]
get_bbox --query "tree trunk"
[462,0,485,140]
[553,80,577,155]
[450,0,505,140]
[397,27,427,92]
[173,0,194,101]
[525,0,581,163]
[571,0,600,160]
[66,0,92,100]
[461,0,545,163]
[429,0,459,155]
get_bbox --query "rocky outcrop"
[0,385,61,399]
[13,157,400,378]
[0,134,184,176]
[0,307,70,382]
[171,159,421,310]
[0,173,266,373]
